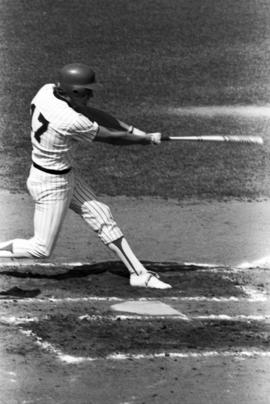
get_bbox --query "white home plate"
[111,300,185,317]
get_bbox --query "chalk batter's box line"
[78,313,270,322]
[2,311,270,326]
[0,294,267,303]
[19,328,270,364]
[0,285,267,303]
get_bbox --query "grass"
[1,0,270,199]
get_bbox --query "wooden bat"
[164,135,264,145]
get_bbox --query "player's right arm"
[71,110,161,145]
[94,125,161,145]
[71,104,161,145]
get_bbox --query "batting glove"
[148,132,162,145]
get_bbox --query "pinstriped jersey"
[30,84,99,170]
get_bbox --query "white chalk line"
[104,350,270,361]
[0,260,266,273]
[79,313,270,322]
[0,369,16,377]
[2,311,270,327]
[3,306,269,365]
[0,295,267,303]
[0,315,40,325]
[0,289,267,304]
[18,329,270,364]
[0,261,87,268]
[238,256,270,269]
[0,261,218,267]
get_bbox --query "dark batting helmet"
[56,63,100,95]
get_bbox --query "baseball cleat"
[130,271,172,289]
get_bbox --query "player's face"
[71,89,93,106]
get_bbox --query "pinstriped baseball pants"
[12,165,123,258]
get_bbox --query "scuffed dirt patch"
[20,314,270,358]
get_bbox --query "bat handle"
[161,133,170,141]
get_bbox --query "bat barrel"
[167,135,264,144]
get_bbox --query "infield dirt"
[1,192,270,403]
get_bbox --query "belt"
[33,161,72,175]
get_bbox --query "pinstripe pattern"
[31,84,98,171]
[10,84,122,257]
[70,178,123,244]
[29,169,74,256]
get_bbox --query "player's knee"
[98,202,113,219]
[36,249,51,258]
[29,241,53,258]
[83,201,113,222]
[31,249,51,259]
[12,238,52,258]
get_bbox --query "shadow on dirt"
[0,261,237,299]
[0,261,208,280]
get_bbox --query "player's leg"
[70,178,144,274]
[0,201,69,258]
[24,191,71,257]
[70,178,171,289]
[0,240,22,256]
[0,169,73,258]
[109,236,172,288]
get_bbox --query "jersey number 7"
[30,104,49,143]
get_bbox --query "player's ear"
[55,85,71,102]
[55,85,65,96]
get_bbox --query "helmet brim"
[72,82,102,91]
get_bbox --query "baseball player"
[0,63,171,289]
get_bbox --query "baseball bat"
[164,135,264,145]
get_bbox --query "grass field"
[1,0,270,199]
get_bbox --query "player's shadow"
[0,260,201,280]
[0,262,228,298]
[0,286,41,298]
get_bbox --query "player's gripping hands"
[147,132,162,145]
[129,126,162,145]
[137,130,170,145]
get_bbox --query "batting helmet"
[56,63,100,95]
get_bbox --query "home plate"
[111,300,186,317]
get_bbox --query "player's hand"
[148,132,162,145]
